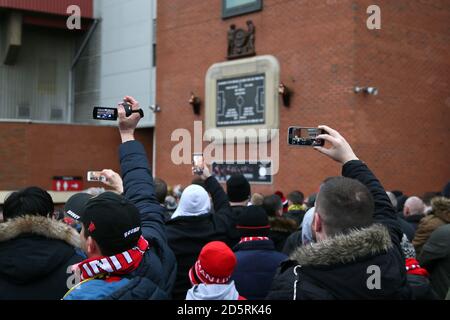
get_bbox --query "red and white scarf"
[75,236,149,281]
[239,236,269,244]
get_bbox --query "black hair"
[315,177,374,237]
[3,187,54,221]
[191,177,206,189]
[154,177,168,204]
[262,195,282,217]
[288,191,305,205]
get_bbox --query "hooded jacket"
[63,141,177,300]
[166,177,239,300]
[186,282,244,300]
[418,224,450,299]
[413,197,450,255]
[267,160,412,300]
[405,214,425,232]
[0,215,84,300]
[232,239,287,300]
[268,216,298,252]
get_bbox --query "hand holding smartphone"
[87,171,107,182]
[192,153,204,175]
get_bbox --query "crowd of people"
[0,96,448,300]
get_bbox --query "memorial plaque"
[216,73,265,127]
[212,161,272,184]
[205,55,280,144]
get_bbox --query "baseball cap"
[65,192,142,254]
[64,193,93,221]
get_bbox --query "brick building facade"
[0,0,448,199]
[154,0,450,196]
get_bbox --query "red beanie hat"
[189,241,237,285]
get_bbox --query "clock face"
[234,29,247,47]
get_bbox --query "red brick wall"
[156,0,450,197]
[350,0,450,194]
[0,123,153,191]
[0,0,93,18]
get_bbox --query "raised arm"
[196,164,232,215]
[314,125,402,245]
[117,96,167,244]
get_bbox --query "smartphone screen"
[192,153,204,175]
[93,107,118,121]
[288,127,325,147]
[87,171,107,182]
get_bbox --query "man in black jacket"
[267,125,412,300]
[0,187,84,300]
[226,174,251,247]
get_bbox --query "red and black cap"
[65,192,142,253]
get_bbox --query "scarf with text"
[239,236,270,244]
[76,236,149,281]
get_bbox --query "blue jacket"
[232,240,287,300]
[64,141,177,300]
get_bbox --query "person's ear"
[403,207,409,217]
[313,211,322,234]
[86,236,99,256]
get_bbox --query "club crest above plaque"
[227,21,256,60]
[205,55,280,144]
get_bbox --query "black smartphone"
[288,127,325,147]
[93,107,118,121]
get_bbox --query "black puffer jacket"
[267,160,412,300]
[0,215,84,300]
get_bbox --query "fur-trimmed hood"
[269,216,298,233]
[430,197,450,223]
[0,215,80,248]
[290,224,392,266]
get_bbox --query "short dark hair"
[288,191,304,205]
[154,178,168,204]
[81,224,122,256]
[191,177,206,189]
[262,195,282,217]
[316,177,374,237]
[3,187,54,221]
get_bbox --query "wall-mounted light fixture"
[278,83,291,107]
[354,86,379,95]
[149,104,161,113]
[189,93,201,115]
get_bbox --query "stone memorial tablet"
[216,74,265,127]
[205,55,280,144]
